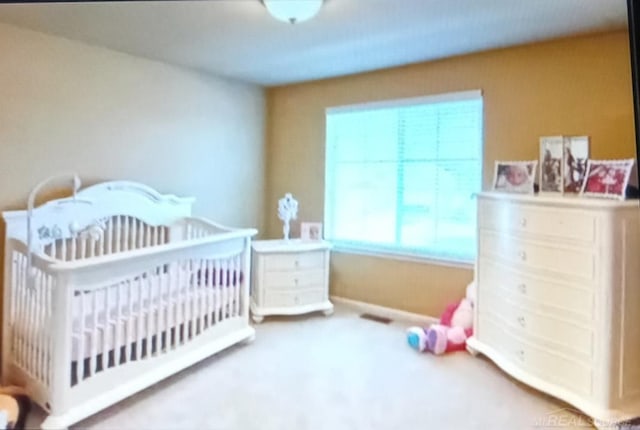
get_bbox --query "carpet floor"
[27,304,598,430]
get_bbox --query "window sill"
[330,244,475,270]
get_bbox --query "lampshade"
[263,0,323,24]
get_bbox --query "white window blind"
[324,90,483,263]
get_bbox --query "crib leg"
[251,314,264,324]
[41,415,69,430]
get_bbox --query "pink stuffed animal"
[407,281,475,355]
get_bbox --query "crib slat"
[46,274,53,386]
[45,276,54,386]
[77,290,85,384]
[14,255,22,368]
[125,280,132,362]
[18,255,26,369]
[205,260,213,330]
[176,261,184,346]
[167,263,175,349]
[27,272,36,378]
[102,286,109,371]
[112,283,120,366]
[159,227,165,245]
[233,255,239,317]
[60,237,67,261]
[213,259,220,324]
[123,217,130,252]
[37,273,46,382]
[153,227,158,247]
[131,218,138,251]
[145,225,151,248]
[156,267,164,354]
[146,273,154,357]
[197,259,206,334]
[136,275,144,360]
[71,236,77,261]
[89,237,96,259]
[80,236,87,260]
[89,291,97,377]
[107,218,113,255]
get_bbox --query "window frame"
[323,89,484,266]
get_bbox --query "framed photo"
[580,159,635,200]
[563,136,590,193]
[301,222,323,241]
[539,136,564,193]
[492,160,537,194]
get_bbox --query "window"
[324,90,483,263]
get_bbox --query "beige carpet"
[27,304,595,430]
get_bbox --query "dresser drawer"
[263,289,325,308]
[263,269,325,290]
[479,289,593,358]
[479,258,594,320]
[478,315,593,396]
[479,230,595,282]
[479,198,596,243]
[263,251,325,272]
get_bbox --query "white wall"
[0,22,265,229]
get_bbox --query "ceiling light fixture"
[263,0,323,24]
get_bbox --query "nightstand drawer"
[263,269,325,289]
[264,251,325,272]
[264,289,325,308]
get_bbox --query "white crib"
[1,180,257,429]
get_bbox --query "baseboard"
[330,296,439,327]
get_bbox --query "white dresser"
[467,192,640,429]
[250,239,333,323]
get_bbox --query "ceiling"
[0,0,629,87]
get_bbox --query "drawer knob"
[294,296,299,304]
[517,349,525,361]
[517,316,526,328]
[294,260,300,267]
[294,278,299,285]
[518,251,527,261]
[520,218,527,227]
[518,283,527,294]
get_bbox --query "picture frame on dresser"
[539,137,564,193]
[492,160,537,194]
[563,135,590,193]
[579,158,635,200]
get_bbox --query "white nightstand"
[250,239,333,323]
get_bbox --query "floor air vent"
[359,313,392,324]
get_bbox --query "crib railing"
[42,215,171,262]
[70,251,245,386]
[8,251,54,391]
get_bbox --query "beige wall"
[0,22,265,229]
[265,30,635,316]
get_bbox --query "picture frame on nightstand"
[301,222,323,241]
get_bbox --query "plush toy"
[0,386,30,430]
[407,281,475,355]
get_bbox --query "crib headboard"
[2,181,195,247]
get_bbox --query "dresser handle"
[518,283,527,294]
[517,316,526,328]
[518,251,527,261]
[520,218,527,227]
